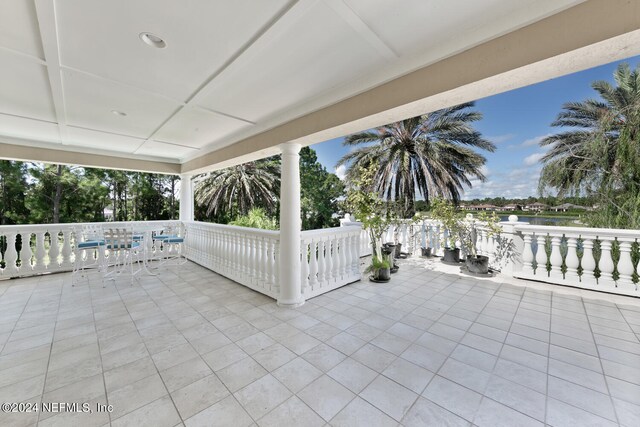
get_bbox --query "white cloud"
[523,152,545,166]
[335,164,347,180]
[479,165,490,177]
[487,134,515,144]
[462,166,541,199]
[521,134,552,147]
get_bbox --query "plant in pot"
[345,162,395,282]
[429,198,502,274]
[365,256,391,282]
[461,210,501,274]
[429,198,462,263]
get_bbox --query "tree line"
[0,146,344,231]
[0,162,179,225]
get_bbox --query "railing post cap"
[508,215,519,223]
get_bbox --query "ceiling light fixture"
[111,110,127,117]
[139,32,166,48]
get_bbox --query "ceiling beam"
[34,0,67,142]
[0,138,180,174]
[181,0,640,174]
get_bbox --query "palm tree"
[195,158,280,217]
[539,63,640,228]
[337,102,495,216]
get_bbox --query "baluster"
[48,229,60,270]
[617,240,634,290]
[249,236,259,284]
[300,240,309,294]
[255,237,263,285]
[549,235,563,279]
[580,238,597,286]
[354,232,361,275]
[344,234,352,278]
[61,229,73,269]
[534,234,548,276]
[19,232,33,272]
[476,229,484,256]
[34,231,47,272]
[3,233,18,275]
[273,240,280,294]
[325,238,333,282]
[338,236,346,278]
[317,239,326,285]
[598,239,615,286]
[521,234,534,275]
[565,237,580,281]
[265,239,273,288]
[309,239,319,289]
[402,224,408,249]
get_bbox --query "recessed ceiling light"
[111,110,127,117]
[139,32,166,48]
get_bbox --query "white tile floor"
[0,259,639,427]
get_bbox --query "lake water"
[499,215,578,226]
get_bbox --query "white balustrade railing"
[514,224,639,296]
[183,221,281,299]
[300,226,361,298]
[0,220,180,278]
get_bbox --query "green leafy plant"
[429,198,501,257]
[345,162,395,260]
[229,208,278,230]
[364,256,391,275]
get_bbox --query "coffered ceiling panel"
[55,0,293,101]
[0,113,60,143]
[344,0,579,57]
[62,69,181,139]
[153,107,252,149]
[0,50,55,122]
[135,140,199,160]
[0,0,43,59]
[195,0,384,123]
[65,126,143,153]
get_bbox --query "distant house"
[502,204,521,211]
[550,203,587,212]
[525,202,548,212]
[468,204,498,211]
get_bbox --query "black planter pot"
[384,243,398,258]
[442,248,460,263]
[465,255,489,274]
[370,267,391,282]
[421,247,432,257]
[382,247,399,272]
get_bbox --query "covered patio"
[2,0,640,425]
[1,259,639,426]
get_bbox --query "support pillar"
[179,174,194,222]
[278,143,304,307]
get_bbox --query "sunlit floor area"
[1,260,639,427]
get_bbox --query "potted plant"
[365,256,391,282]
[429,198,462,263]
[429,199,501,273]
[346,162,395,282]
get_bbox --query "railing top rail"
[0,219,181,233]
[514,223,640,240]
[185,220,280,238]
[302,225,361,238]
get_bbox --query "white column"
[278,142,304,307]
[179,174,194,222]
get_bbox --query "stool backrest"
[103,227,134,250]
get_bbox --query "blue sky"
[311,55,640,200]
